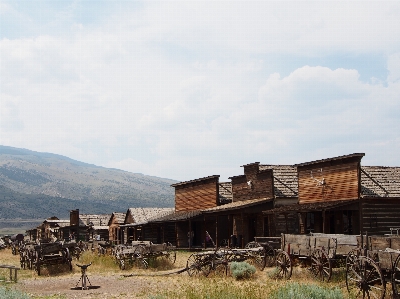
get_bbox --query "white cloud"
[1,1,400,181]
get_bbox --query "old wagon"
[275,233,358,281]
[19,242,37,270]
[345,233,400,299]
[116,241,176,270]
[34,242,72,275]
[186,233,267,277]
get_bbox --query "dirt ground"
[1,248,192,299]
[16,271,185,299]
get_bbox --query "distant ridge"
[0,145,177,219]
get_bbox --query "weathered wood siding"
[231,164,274,202]
[361,198,400,235]
[108,215,120,242]
[298,159,360,204]
[174,177,219,212]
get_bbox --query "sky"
[1,1,400,182]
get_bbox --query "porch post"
[188,219,192,249]
[215,215,218,247]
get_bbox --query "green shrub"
[269,282,344,299]
[0,286,31,299]
[230,261,256,280]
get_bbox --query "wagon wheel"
[20,252,26,269]
[309,249,332,282]
[264,243,276,267]
[35,260,41,276]
[134,245,149,269]
[275,251,292,279]
[119,259,125,270]
[166,243,176,264]
[74,247,81,260]
[246,247,266,271]
[392,253,400,297]
[28,250,36,270]
[186,253,212,277]
[346,248,361,269]
[346,255,385,299]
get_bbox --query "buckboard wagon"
[34,242,72,275]
[275,233,358,281]
[345,234,400,299]
[115,241,176,270]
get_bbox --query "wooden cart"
[275,233,358,281]
[34,242,72,275]
[186,242,266,277]
[116,241,176,270]
[345,234,400,299]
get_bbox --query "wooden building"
[127,175,234,248]
[108,212,125,244]
[360,165,400,235]
[121,208,174,244]
[142,164,297,248]
[32,217,69,241]
[264,153,400,236]
[58,210,111,241]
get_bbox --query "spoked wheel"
[346,255,385,299]
[166,243,176,264]
[119,258,125,270]
[20,253,26,269]
[134,245,149,269]
[346,248,361,269]
[275,251,292,279]
[186,253,211,277]
[264,243,276,267]
[309,249,332,282]
[392,253,400,297]
[36,261,41,276]
[246,247,266,271]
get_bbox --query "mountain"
[0,145,177,219]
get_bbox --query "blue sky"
[1,1,400,182]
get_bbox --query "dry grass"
[1,247,385,299]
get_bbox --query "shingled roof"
[149,210,202,223]
[361,166,400,198]
[126,208,175,225]
[202,197,272,213]
[259,165,298,198]
[263,199,359,214]
[107,212,125,226]
[79,214,111,227]
[219,182,232,204]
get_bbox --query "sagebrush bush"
[0,286,31,299]
[269,282,344,299]
[230,261,256,280]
